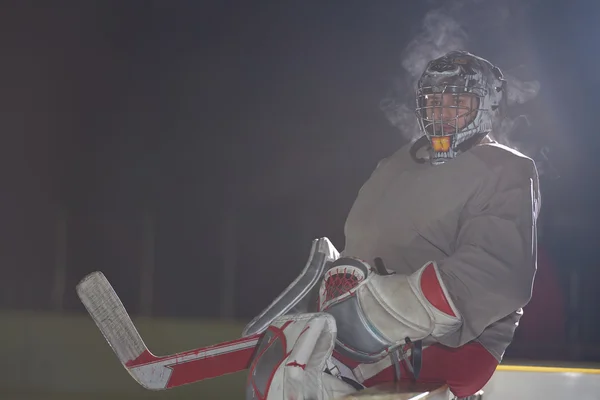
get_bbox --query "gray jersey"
[342,140,540,361]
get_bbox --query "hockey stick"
[76,271,260,390]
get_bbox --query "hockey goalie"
[243,51,540,400]
[76,50,540,400]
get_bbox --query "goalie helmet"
[415,50,507,165]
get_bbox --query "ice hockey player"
[244,50,540,400]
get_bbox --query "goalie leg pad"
[319,259,462,363]
[243,237,340,337]
[318,257,397,363]
[359,261,462,341]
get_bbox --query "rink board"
[344,365,600,400]
[481,364,600,400]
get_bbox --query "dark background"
[0,0,598,361]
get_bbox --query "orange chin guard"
[431,136,451,152]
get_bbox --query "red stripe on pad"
[420,262,456,317]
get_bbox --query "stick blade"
[76,271,149,366]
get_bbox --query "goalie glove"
[318,258,462,363]
[246,313,357,400]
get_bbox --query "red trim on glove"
[420,262,456,317]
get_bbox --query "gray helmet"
[415,50,507,165]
